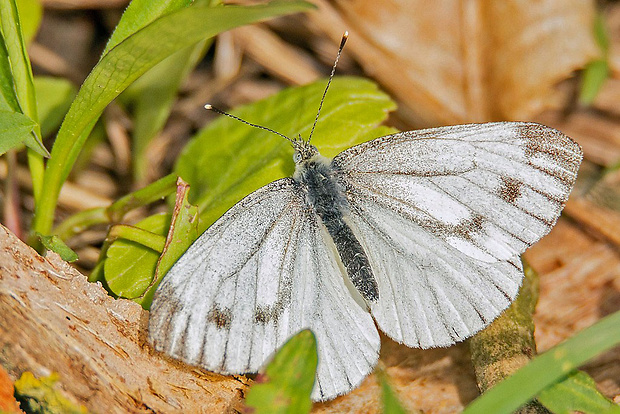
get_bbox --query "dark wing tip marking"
[519,123,583,175]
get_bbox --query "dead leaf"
[308,0,599,126]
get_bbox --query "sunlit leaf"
[15,0,42,44]
[0,110,36,155]
[245,330,317,414]
[104,213,170,299]
[36,233,79,262]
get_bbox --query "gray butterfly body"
[148,121,582,401]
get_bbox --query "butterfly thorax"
[293,150,379,303]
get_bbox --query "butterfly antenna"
[307,31,348,144]
[204,104,294,144]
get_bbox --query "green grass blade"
[0,0,40,125]
[30,0,314,237]
[537,371,620,414]
[463,310,620,414]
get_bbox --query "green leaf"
[579,59,609,106]
[31,0,315,237]
[33,76,76,138]
[0,0,45,154]
[0,110,37,154]
[579,13,611,106]
[104,213,169,299]
[463,310,620,414]
[176,76,396,232]
[245,330,318,414]
[36,233,79,262]
[0,0,47,157]
[15,0,42,45]
[14,372,88,414]
[103,0,194,55]
[139,179,200,309]
[0,36,22,112]
[537,371,620,414]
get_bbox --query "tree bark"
[0,225,248,413]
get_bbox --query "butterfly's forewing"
[148,178,380,401]
[334,122,582,347]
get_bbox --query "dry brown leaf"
[308,0,599,126]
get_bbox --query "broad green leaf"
[463,310,620,414]
[33,76,76,138]
[36,233,78,262]
[537,371,620,414]
[16,0,42,44]
[31,0,315,237]
[245,330,317,414]
[14,372,88,414]
[0,0,45,155]
[104,213,170,299]
[103,0,194,55]
[176,76,396,232]
[0,110,36,154]
[139,179,200,309]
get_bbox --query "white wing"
[148,179,380,401]
[334,122,582,347]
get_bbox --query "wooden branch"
[0,225,248,413]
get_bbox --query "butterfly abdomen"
[295,154,379,302]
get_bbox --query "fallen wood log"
[0,224,248,413]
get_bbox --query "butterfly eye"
[293,152,302,163]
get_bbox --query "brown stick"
[0,225,248,413]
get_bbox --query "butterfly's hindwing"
[148,178,380,402]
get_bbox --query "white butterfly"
[148,33,582,401]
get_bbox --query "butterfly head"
[292,137,318,164]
